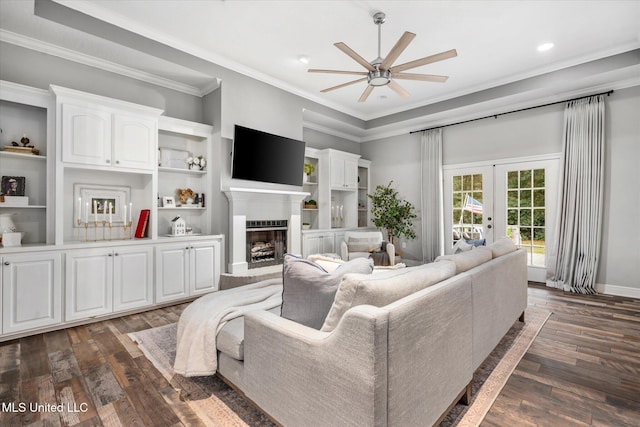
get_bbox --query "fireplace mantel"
[223,187,309,273]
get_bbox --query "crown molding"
[0,29,210,97]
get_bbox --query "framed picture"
[162,196,176,207]
[1,176,26,196]
[73,184,131,226]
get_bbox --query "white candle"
[93,200,97,222]
[85,202,88,223]
[77,197,81,221]
[123,204,127,225]
[109,202,113,224]
[129,202,132,222]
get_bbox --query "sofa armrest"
[243,306,388,427]
[340,239,348,260]
[385,241,396,265]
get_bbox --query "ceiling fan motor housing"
[368,69,391,86]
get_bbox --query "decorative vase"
[0,213,17,244]
[0,213,17,234]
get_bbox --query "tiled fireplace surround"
[223,187,308,273]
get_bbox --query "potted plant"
[302,222,311,230]
[303,199,317,209]
[303,163,315,182]
[368,181,417,248]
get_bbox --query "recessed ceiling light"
[298,55,310,64]
[537,42,554,52]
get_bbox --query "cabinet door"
[62,103,112,166]
[113,114,157,170]
[302,233,321,258]
[190,240,221,295]
[343,158,359,190]
[2,252,62,334]
[113,246,154,312]
[65,249,113,321]
[330,157,346,189]
[320,234,335,254]
[155,243,189,303]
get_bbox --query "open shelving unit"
[0,82,54,246]
[157,116,213,238]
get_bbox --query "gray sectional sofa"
[215,239,528,426]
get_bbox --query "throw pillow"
[281,254,373,329]
[489,237,517,258]
[448,239,473,255]
[307,253,345,272]
[435,246,492,274]
[321,261,457,332]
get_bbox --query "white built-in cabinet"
[65,245,154,321]
[155,239,221,303]
[0,81,224,342]
[301,232,335,257]
[330,151,359,190]
[58,89,159,171]
[302,148,371,231]
[1,252,62,334]
[300,148,372,257]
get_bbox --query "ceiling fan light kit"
[309,11,457,102]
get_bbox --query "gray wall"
[362,87,640,290]
[303,128,361,154]
[0,42,204,122]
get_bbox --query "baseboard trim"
[596,283,640,299]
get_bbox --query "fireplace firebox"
[246,220,287,269]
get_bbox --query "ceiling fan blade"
[308,69,368,76]
[388,80,410,99]
[320,77,368,93]
[334,42,376,72]
[379,31,416,70]
[390,49,458,73]
[358,85,374,103]
[393,73,449,82]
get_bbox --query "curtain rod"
[409,90,613,134]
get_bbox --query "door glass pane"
[451,173,484,244]
[504,168,546,267]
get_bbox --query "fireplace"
[224,187,308,274]
[246,220,287,269]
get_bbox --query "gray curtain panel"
[421,128,444,263]
[547,95,605,294]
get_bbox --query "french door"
[444,157,559,282]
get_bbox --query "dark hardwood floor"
[0,284,638,426]
[485,284,640,427]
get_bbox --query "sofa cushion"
[217,306,280,361]
[435,246,492,274]
[321,261,456,332]
[489,237,518,258]
[281,254,374,329]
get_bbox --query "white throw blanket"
[174,278,283,377]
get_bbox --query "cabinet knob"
[108,253,113,257]
[106,159,111,164]
[3,262,9,266]
[114,253,119,256]
[115,160,120,164]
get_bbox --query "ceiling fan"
[309,12,457,102]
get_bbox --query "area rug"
[128,307,550,427]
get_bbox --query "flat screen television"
[231,125,306,186]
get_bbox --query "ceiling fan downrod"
[369,12,391,86]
